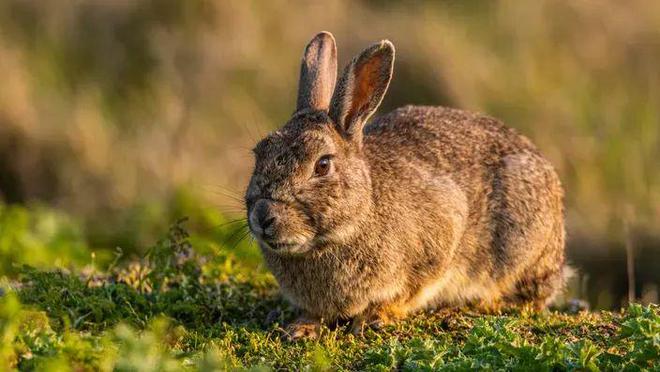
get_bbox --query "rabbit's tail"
[543,264,578,309]
[562,264,576,284]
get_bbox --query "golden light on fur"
[245,32,566,340]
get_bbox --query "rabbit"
[245,31,566,340]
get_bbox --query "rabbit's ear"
[329,40,394,142]
[296,32,338,112]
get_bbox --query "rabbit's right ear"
[296,32,338,113]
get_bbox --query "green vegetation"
[0,204,90,275]
[1,209,658,370]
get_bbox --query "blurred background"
[0,0,658,309]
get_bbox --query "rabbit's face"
[244,31,394,255]
[246,111,371,254]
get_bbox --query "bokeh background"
[0,0,658,309]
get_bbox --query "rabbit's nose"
[252,199,276,237]
[259,213,276,232]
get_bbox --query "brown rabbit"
[245,32,565,340]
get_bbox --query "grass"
[2,220,658,371]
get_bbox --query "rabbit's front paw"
[284,316,320,341]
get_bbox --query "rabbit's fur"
[245,32,565,339]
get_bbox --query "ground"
[1,221,658,371]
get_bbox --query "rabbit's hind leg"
[503,228,566,310]
[491,152,566,310]
[504,263,565,310]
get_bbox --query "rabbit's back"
[363,105,565,309]
[364,105,539,171]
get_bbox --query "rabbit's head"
[246,32,394,254]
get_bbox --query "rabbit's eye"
[313,155,333,177]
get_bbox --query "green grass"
[0,203,91,276]
[1,220,658,371]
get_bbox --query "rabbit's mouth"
[262,240,310,255]
[248,198,316,254]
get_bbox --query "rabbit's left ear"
[330,40,394,143]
